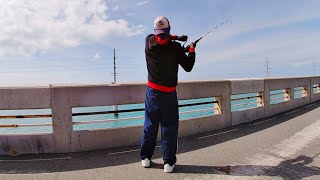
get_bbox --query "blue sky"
[1,0,320,86]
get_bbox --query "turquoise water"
[0,97,216,133]
[73,97,215,130]
[270,87,311,105]
[0,109,52,133]
[270,89,288,105]
[0,87,316,134]
[231,93,260,111]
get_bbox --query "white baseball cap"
[154,16,171,35]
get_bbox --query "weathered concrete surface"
[54,83,147,107]
[0,133,54,155]
[230,79,264,95]
[0,87,50,110]
[264,77,312,117]
[176,80,230,100]
[71,115,227,152]
[72,126,143,152]
[51,87,73,153]
[57,81,233,153]
[268,101,291,117]
[1,102,319,180]
[178,115,227,137]
[230,79,265,125]
[231,107,264,126]
[177,81,232,128]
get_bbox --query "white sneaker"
[164,164,175,173]
[141,158,150,168]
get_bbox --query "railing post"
[222,81,232,127]
[50,87,73,153]
[264,79,271,117]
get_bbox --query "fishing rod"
[184,19,232,51]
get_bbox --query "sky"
[0,0,320,86]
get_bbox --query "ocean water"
[0,97,217,134]
[0,88,315,134]
[231,93,260,111]
[72,97,215,131]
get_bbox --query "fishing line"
[184,19,232,49]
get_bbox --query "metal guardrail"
[0,114,52,119]
[270,96,289,102]
[231,95,261,102]
[74,102,219,125]
[231,101,261,108]
[0,123,52,128]
[73,107,218,125]
[0,100,218,128]
[294,87,308,99]
[231,94,263,111]
[271,91,288,96]
[270,89,290,104]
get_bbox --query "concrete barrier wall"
[0,133,54,154]
[311,76,320,102]
[230,79,265,125]
[0,87,50,110]
[264,77,311,117]
[0,77,319,155]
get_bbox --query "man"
[140,16,196,173]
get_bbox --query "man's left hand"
[177,35,188,41]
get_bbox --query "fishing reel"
[175,35,188,42]
[172,35,193,52]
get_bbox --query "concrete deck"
[1,102,320,180]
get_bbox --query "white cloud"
[137,1,149,6]
[126,13,136,17]
[93,52,101,59]
[0,0,145,57]
[112,5,119,11]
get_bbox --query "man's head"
[154,16,170,35]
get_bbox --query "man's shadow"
[150,155,320,179]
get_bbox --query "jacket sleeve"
[178,45,195,72]
[145,34,153,53]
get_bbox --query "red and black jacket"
[145,34,195,92]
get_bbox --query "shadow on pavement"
[148,155,320,179]
[1,101,320,176]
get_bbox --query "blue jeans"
[140,87,179,166]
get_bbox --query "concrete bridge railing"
[0,76,320,155]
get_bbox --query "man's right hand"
[189,42,196,48]
[185,42,196,53]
